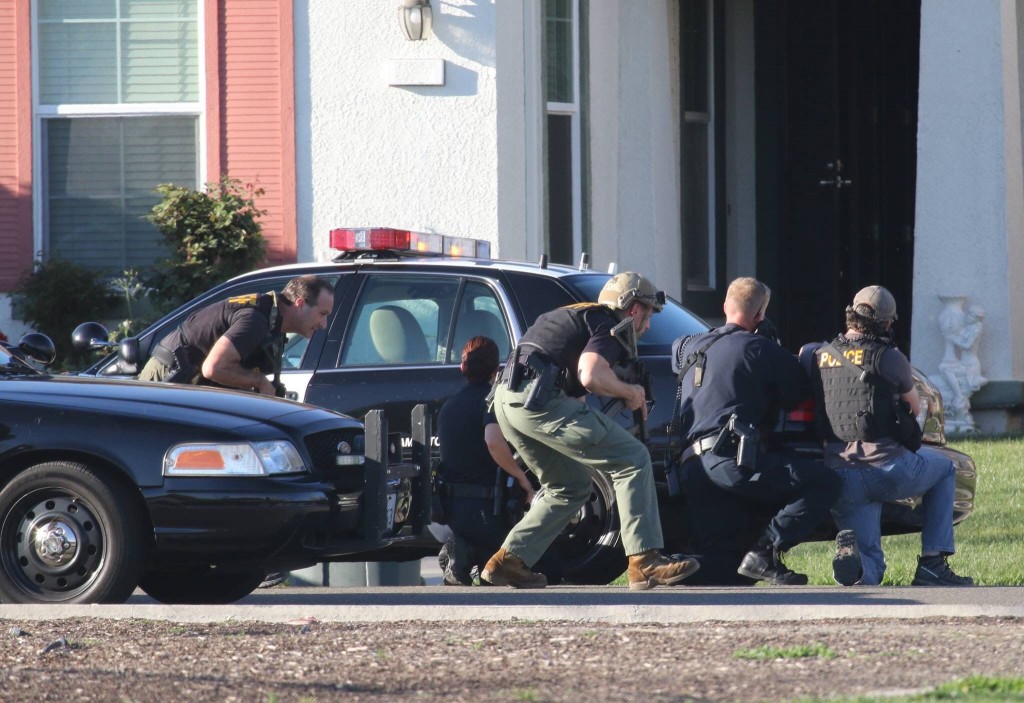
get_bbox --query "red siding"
[208,0,297,265]
[0,1,34,291]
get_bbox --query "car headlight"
[164,441,308,477]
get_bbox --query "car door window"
[340,274,460,366]
[146,275,339,371]
[448,280,512,361]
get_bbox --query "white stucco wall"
[295,0,499,263]
[912,0,1016,381]
[587,1,683,298]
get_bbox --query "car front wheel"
[0,461,145,604]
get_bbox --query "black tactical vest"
[224,292,282,373]
[519,303,618,398]
[812,335,899,443]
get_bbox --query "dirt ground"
[1,616,1021,702]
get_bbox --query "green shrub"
[15,258,117,369]
[147,176,267,312]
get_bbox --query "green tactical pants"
[492,382,664,568]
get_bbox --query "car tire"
[139,568,266,604]
[555,468,628,585]
[0,461,145,604]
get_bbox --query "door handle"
[819,175,853,189]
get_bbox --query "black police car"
[80,228,977,584]
[0,330,428,604]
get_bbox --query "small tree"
[147,176,267,311]
[15,257,117,369]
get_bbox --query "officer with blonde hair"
[671,277,841,585]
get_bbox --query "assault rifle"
[602,317,654,442]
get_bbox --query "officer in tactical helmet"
[139,275,334,395]
[800,286,974,586]
[481,271,700,590]
[671,277,842,585]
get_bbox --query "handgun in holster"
[712,413,759,470]
[164,344,202,384]
[523,355,560,411]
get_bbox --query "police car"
[80,228,977,584]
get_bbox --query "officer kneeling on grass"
[799,285,974,587]
[481,272,700,590]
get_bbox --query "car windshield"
[561,273,710,354]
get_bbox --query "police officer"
[481,272,700,590]
[139,275,334,394]
[672,277,841,585]
[800,285,974,586]
[436,336,566,586]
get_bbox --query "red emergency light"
[786,398,816,423]
[328,227,491,259]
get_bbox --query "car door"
[304,271,516,438]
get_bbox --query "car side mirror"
[72,322,114,353]
[19,333,56,366]
[118,337,140,366]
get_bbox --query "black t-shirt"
[437,381,498,487]
[161,293,277,372]
[518,304,625,397]
[675,323,810,442]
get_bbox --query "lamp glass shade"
[400,2,432,41]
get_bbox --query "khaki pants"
[138,356,171,382]
[492,382,664,568]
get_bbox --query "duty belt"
[440,483,498,499]
[151,343,177,368]
[678,434,720,464]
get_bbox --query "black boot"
[737,536,808,585]
[439,534,473,586]
[912,555,974,586]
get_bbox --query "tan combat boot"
[627,550,700,591]
[480,548,548,589]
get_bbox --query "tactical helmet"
[598,272,665,313]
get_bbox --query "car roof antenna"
[578,252,590,271]
[607,262,618,274]
[539,253,548,269]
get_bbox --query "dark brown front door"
[755,0,921,352]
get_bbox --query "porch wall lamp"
[400,0,433,41]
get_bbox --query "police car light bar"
[329,227,491,259]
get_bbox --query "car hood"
[0,375,350,431]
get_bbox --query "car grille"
[304,429,364,479]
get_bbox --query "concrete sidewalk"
[1,585,1022,624]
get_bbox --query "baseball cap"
[852,285,897,322]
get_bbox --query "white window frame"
[545,0,582,264]
[30,0,207,262]
[683,0,717,292]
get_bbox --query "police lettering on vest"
[811,335,899,443]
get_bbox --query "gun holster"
[522,354,560,411]
[163,344,203,384]
[712,414,760,470]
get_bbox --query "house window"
[543,0,582,266]
[34,0,201,273]
[681,0,715,291]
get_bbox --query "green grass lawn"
[784,436,1024,586]
[793,676,1024,702]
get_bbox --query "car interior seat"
[368,305,431,363]
[452,309,509,359]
